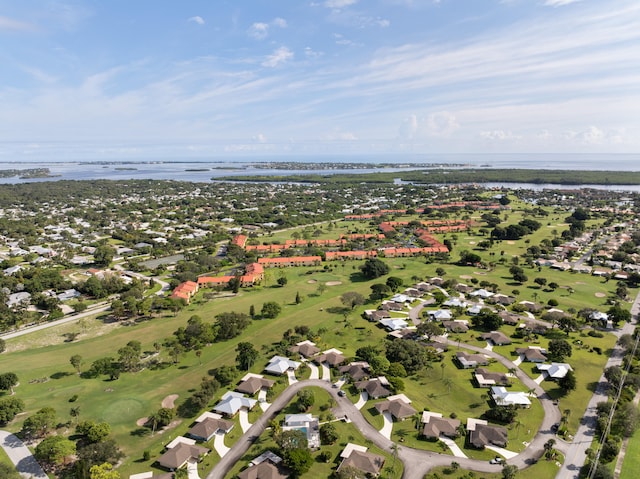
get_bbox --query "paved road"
[0,431,47,478]
[0,301,110,339]
[555,290,639,479]
[0,271,169,341]
[206,339,562,479]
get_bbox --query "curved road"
[206,338,563,479]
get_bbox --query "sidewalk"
[0,431,48,479]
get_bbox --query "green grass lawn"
[619,427,640,479]
[424,454,563,479]
[225,387,403,479]
[0,230,623,478]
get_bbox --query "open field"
[619,428,640,479]
[0,208,626,478]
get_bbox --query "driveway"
[379,412,393,439]
[0,431,47,479]
[307,362,319,380]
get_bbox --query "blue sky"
[0,0,639,160]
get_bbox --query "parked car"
[338,390,346,397]
[489,457,503,464]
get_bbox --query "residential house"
[156,440,209,471]
[536,362,572,380]
[429,309,452,321]
[238,452,289,479]
[490,386,531,408]
[455,351,489,369]
[171,281,199,303]
[366,310,390,321]
[187,417,234,442]
[236,374,275,395]
[515,347,548,363]
[374,394,416,420]
[264,356,301,376]
[467,418,508,449]
[283,414,320,449]
[337,445,385,478]
[442,320,469,333]
[474,368,511,388]
[314,349,346,368]
[339,362,370,381]
[480,331,511,346]
[379,318,409,331]
[289,340,320,358]
[421,411,461,440]
[355,377,392,399]
[213,391,257,417]
[257,256,322,268]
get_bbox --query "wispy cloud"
[248,17,288,39]
[543,0,584,6]
[0,15,37,32]
[262,47,294,67]
[248,22,269,39]
[188,16,205,25]
[325,0,358,8]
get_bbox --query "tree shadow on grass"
[130,427,150,437]
[50,371,73,379]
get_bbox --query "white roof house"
[213,391,257,416]
[443,298,467,308]
[490,386,531,408]
[470,289,494,298]
[264,356,301,375]
[429,309,452,321]
[537,362,573,380]
[379,318,409,331]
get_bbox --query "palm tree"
[442,377,454,393]
[513,418,523,438]
[390,442,399,474]
[69,407,80,425]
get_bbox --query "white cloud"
[543,0,584,6]
[480,130,521,140]
[398,114,419,139]
[326,129,358,140]
[580,126,605,144]
[262,47,294,67]
[0,15,37,32]
[248,22,269,40]
[253,133,267,143]
[304,47,324,58]
[273,17,288,28]
[248,18,287,39]
[427,111,459,137]
[188,16,205,25]
[325,0,358,8]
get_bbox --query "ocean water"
[0,153,638,185]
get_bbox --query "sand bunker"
[468,241,476,245]
[459,275,473,280]
[507,241,515,245]
[307,279,317,284]
[136,417,149,427]
[162,394,179,408]
[326,281,342,286]
[473,271,487,276]
[595,292,607,298]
